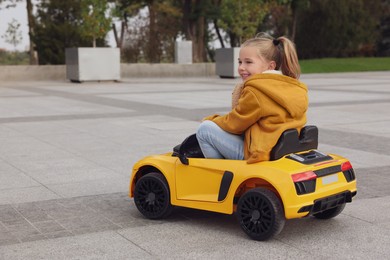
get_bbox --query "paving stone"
[13,204,53,223]
[19,234,47,243]
[43,230,74,239]
[0,237,20,246]
[32,220,66,234]
[0,206,23,222]
[6,224,41,241]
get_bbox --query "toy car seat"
[173,134,204,164]
[270,125,318,160]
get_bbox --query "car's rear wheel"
[236,188,285,241]
[313,204,346,219]
[134,172,173,219]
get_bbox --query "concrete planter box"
[65,47,120,82]
[215,47,240,78]
[175,41,192,64]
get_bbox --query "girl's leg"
[196,120,244,160]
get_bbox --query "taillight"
[292,171,317,183]
[341,161,353,171]
[341,161,356,182]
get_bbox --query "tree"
[33,0,106,64]
[217,0,275,47]
[376,0,390,56]
[259,0,309,40]
[141,0,181,62]
[259,4,290,37]
[110,0,145,58]
[289,0,310,41]
[121,13,148,63]
[111,0,181,63]
[295,0,383,58]
[80,0,112,47]
[1,18,22,50]
[0,0,18,9]
[181,0,223,62]
[0,0,37,64]
[182,0,206,62]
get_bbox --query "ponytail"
[241,33,301,79]
[276,37,301,79]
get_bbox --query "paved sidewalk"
[0,72,389,259]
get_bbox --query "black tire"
[236,188,285,241]
[134,172,173,219]
[313,204,346,219]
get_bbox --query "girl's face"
[238,46,275,81]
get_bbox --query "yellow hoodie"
[204,73,308,164]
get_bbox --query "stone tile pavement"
[0,72,389,259]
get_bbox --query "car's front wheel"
[313,204,346,219]
[236,188,285,241]
[134,172,173,219]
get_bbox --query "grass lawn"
[300,57,390,73]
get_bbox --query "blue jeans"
[196,120,244,160]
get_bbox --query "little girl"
[196,32,308,163]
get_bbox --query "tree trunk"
[183,0,199,62]
[26,0,38,65]
[195,14,205,62]
[182,0,193,39]
[182,0,207,62]
[212,0,224,48]
[112,21,126,49]
[213,19,224,48]
[119,21,125,48]
[147,1,160,63]
[113,23,119,46]
[291,8,298,41]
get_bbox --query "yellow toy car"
[129,126,357,241]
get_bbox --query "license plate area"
[321,174,338,185]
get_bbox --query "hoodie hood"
[244,73,308,118]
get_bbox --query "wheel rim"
[238,193,274,236]
[135,177,167,217]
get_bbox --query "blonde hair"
[241,32,301,79]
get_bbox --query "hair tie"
[273,39,280,46]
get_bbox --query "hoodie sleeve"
[212,87,262,134]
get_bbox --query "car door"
[175,157,234,202]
